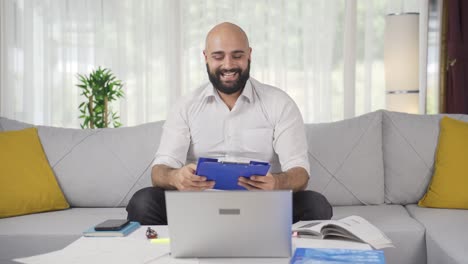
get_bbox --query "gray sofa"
[1,110,467,264]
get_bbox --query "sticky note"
[150,238,170,244]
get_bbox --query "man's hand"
[171,164,215,191]
[237,167,309,192]
[238,172,278,190]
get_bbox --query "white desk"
[15,225,371,264]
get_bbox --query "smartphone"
[94,219,130,231]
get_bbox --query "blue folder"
[291,248,385,264]
[195,157,270,190]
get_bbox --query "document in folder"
[195,157,271,190]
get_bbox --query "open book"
[292,215,393,249]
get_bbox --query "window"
[0,0,430,127]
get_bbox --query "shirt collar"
[203,79,253,103]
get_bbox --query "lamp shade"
[384,13,420,113]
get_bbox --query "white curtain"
[0,0,424,128]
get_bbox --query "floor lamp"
[384,13,420,114]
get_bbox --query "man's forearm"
[151,165,177,190]
[272,167,309,192]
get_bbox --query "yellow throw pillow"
[418,117,468,209]
[0,127,69,218]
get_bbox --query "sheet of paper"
[147,254,199,264]
[199,258,289,264]
[12,249,67,264]
[14,237,170,264]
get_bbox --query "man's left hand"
[238,173,277,190]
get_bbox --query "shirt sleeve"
[273,99,310,176]
[152,101,191,169]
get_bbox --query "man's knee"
[129,186,161,203]
[126,187,165,218]
[294,190,333,221]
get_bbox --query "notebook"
[291,247,385,264]
[166,190,292,258]
[83,221,140,237]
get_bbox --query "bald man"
[127,22,332,225]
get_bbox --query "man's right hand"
[171,164,215,191]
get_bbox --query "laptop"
[165,190,292,258]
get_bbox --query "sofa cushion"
[333,205,426,264]
[305,110,384,206]
[0,128,69,218]
[406,204,468,264]
[418,117,468,209]
[382,111,468,204]
[0,117,162,207]
[0,208,127,262]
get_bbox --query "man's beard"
[206,60,250,95]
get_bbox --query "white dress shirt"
[153,77,310,175]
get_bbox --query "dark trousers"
[126,187,333,225]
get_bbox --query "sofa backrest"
[1,111,386,208]
[305,111,384,206]
[3,110,467,208]
[382,111,468,205]
[0,117,164,207]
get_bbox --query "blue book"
[196,157,270,190]
[83,221,140,237]
[291,248,385,264]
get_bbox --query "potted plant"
[76,67,124,128]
